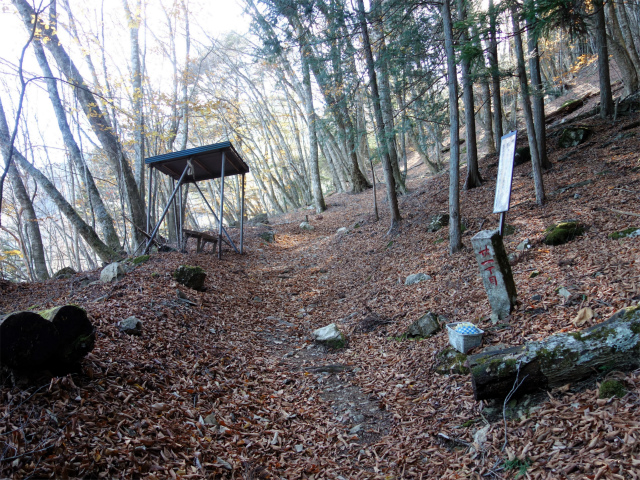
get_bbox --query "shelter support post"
[146,167,153,235]
[143,163,191,255]
[218,153,226,259]
[178,182,183,251]
[192,183,239,253]
[240,173,245,254]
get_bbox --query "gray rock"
[54,266,77,279]
[295,444,304,453]
[215,457,233,470]
[100,262,125,283]
[405,273,431,285]
[173,265,206,290]
[471,230,517,322]
[349,424,364,435]
[119,316,142,336]
[558,127,592,148]
[427,214,449,232]
[312,323,346,348]
[248,213,269,225]
[203,413,219,426]
[406,312,441,338]
[516,239,531,251]
[300,221,314,231]
[337,227,349,235]
[259,231,275,243]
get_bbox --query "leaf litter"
[1,113,640,478]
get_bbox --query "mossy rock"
[434,347,469,375]
[427,214,449,233]
[173,265,206,291]
[54,267,77,279]
[131,255,150,265]
[503,224,516,236]
[558,127,592,148]
[514,146,531,166]
[559,98,583,114]
[598,379,626,399]
[543,221,585,246]
[608,227,640,240]
[259,231,275,243]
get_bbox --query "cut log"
[0,311,60,369]
[39,305,95,365]
[0,305,95,371]
[468,306,640,401]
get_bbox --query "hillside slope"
[1,98,639,478]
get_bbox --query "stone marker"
[471,230,517,322]
[100,262,125,283]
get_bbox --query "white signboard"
[493,131,517,213]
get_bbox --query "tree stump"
[468,307,640,401]
[0,305,95,371]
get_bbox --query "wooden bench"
[183,229,218,253]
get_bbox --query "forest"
[1,0,640,478]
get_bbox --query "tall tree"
[357,0,401,230]
[525,0,551,170]
[510,2,545,205]
[5,163,49,280]
[457,0,481,190]
[12,0,147,248]
[592,0,614,117]
[442,0,462,253]
[300,45,326,213]
[29,39,121,251]
[0,98,119,263]
[487,0,504,152]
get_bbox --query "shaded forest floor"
[2,91,640,478]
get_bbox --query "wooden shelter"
[143,141,250,258]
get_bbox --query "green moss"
[504,457,531,478]
[561,99,581,110]
[599,379,627,399]
[503,224,516,236]
[434,238,445,244]
[460,418,480,428]
[608,227,640,240]
[386,241,394,249]
[436,348,469,375]
[151,272,160,278]
[543,221,585,246]
[131,255,150,265]
[326,335,346,349]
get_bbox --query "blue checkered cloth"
[454,323,481,335]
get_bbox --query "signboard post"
[470,131,518,323]
[493,131,517,235]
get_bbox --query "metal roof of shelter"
[145,141,249,183]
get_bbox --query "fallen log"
[0,311,60,369]
[0,305,95,371]
[39,305,95,365]
[468,306,640,401]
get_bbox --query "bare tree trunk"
[488,0,504,153]
[457,0,481,190]
[301,51,326,213]
[0,99,119,263]
[525,14,551,170]
[122,0,146,193]
[442,0,462,253]
[606,0,639,96]
[357,0,401,230]
[593,0,614,117]
[6,164,49,279]
[30,39,121,251]
[372,0,406,194]
[511,4,545,205]
[12,0,147,247]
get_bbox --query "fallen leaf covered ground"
[1,96,640,479]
